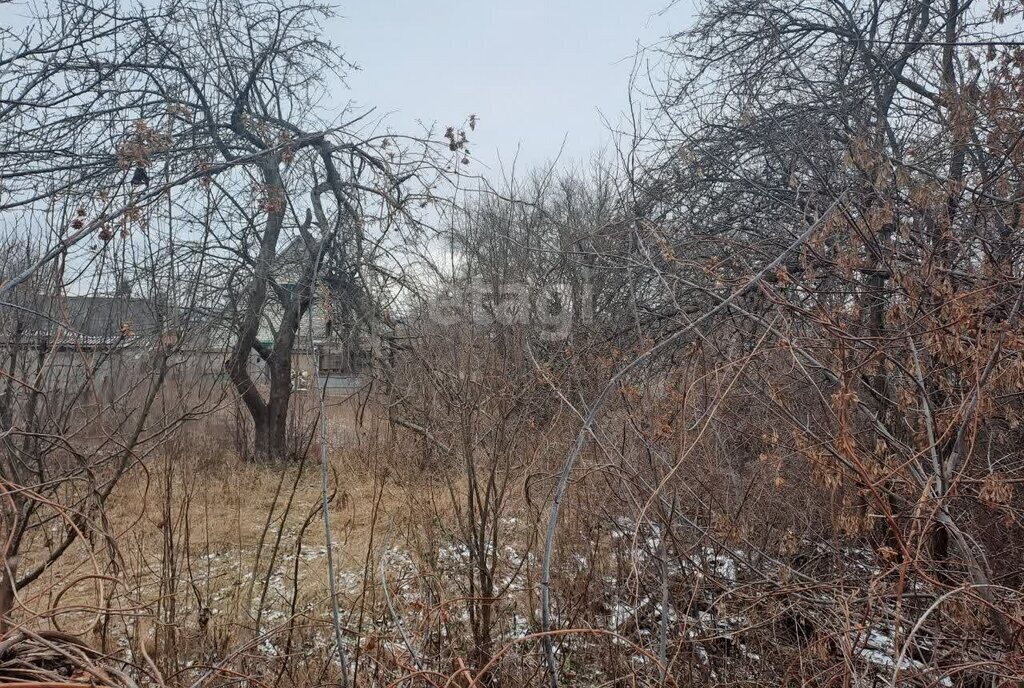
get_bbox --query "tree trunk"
[227,156,288,462]
[227,158,323,463]
[252,408,288,463]
[258,357,293,462]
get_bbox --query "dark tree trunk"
[252,408,288,463]
[227,157,286,461]
[227,156,323,462]
[255,356,294,462]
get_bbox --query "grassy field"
[10,403,554,685]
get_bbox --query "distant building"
[259,238,376,394]
[0,239,379,403]
[0,291,223,404]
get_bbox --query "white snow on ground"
[168,517,968,688]
[852,627,952,687]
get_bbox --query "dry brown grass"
[9,386,992,688]
[8,399,472,681]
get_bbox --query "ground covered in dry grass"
[11,421,557,685]
[9,410,1010,688]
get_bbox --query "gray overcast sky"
[331,1,691,177]
[2,1,693,177]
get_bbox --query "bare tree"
[20,3,448,461]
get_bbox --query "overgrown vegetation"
[2,0,1024,685]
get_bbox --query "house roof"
[52,295,162,338]
[3,294,166,347]
[274,237,309,278]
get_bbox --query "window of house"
[319,348,371,374]
[319,352,351,374]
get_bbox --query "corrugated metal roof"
[4,294,164,346]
